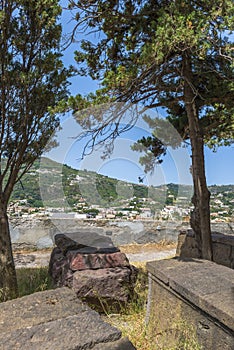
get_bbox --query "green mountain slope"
[10,157,234,216]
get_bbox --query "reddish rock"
[67,251,130,271]
[49,233,138,309]
[72,266,138,306]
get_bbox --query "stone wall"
[9,216,233,249]
[177,230,234,268]
[146,258,234,350]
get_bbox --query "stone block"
[213,242,232,267]
[212,233,234,246]
[49,232,138,308]
[147,258,234,350]
[0,288,136,350]
[67,251,130,271]
[176,230,200,258]
[177,230,234,268]
[0,288,89,334]
[0,313,121,350]
[93,337,136,349]
[231,246,234,269]
[72,266,138,307]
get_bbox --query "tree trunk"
[183,54,213,261]
[0,203,18,302]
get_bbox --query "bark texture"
[0,205,18,301]
[183,54,213,261]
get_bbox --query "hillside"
[9,157,234,219]
[11,157,150,207]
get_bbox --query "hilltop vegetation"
[11,157,151,207]
[10,157,234,219]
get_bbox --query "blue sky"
[45,3,234,187]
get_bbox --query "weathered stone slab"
[147,258,234,350]
[54,232,119,254]
[0,287,89,333]
[213,242,232,267]
[67,251,130,271]
[147,258,234,330]
[0,313,121,350]
[147,257,213,285]
[199,289,234,332]
[0,288,136,350]
[212,233,234,246]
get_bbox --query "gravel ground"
[14,246,176,269]
[14,251,51,269]
[126,248,176,263]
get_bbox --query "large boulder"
[49,232,138,311]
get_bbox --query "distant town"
[8,191,234,223]
[8,158,234,223]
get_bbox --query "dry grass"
[14,241,177,255]
[16,267,53,297]
[105,310,155,350]
[119,241,177,254]
[102,265,151,349]
[13,247,52,254]
[102,266,201,350]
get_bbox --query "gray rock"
[135,231,159,244]
[0,288,89,334]
[0,313,121,350]
[36,235,53,249]
[93,337,136,349]
[0,288,136,350]
[54,232,120,254]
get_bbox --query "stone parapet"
[10,216,233,249]
[177,230,234,268]
[146,258,234,350]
